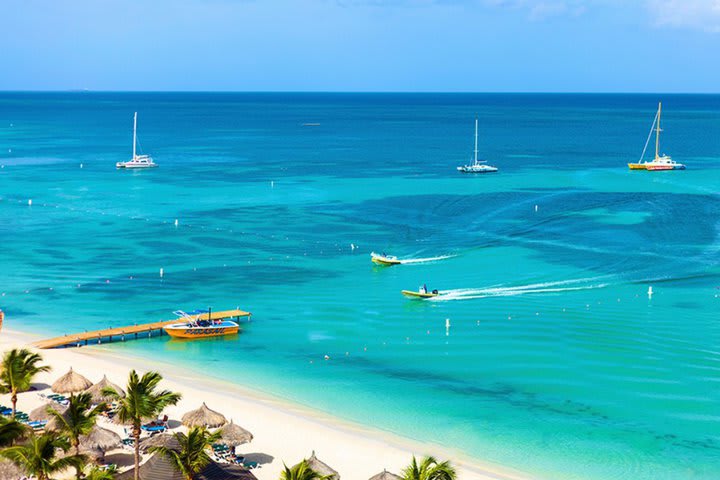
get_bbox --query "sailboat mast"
[132,112,137,159]
[655,102,661,160]
[474,118,479,165]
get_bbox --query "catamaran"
[116,112,157,169]
[457,118,498,174]
[628,102,685,171]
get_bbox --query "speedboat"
[163,310,239,339]
[371,252,402,266]
[117,112,158,169]
[457,118,498,174]
[629,102,685,171]
[401,287,440,299]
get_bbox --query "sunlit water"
[1,92,720,479]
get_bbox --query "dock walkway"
[32,309,251,349]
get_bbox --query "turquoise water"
[1,93,720,479]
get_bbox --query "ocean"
[1,92,719,479]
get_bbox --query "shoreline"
[0,328,530,480]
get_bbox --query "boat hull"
[627,163,647,170]
[163,323,239,339]
[401,290,439,299]
[371,253,401,266]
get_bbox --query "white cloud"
[647,0,720,32]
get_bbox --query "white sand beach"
[0,329,529,480]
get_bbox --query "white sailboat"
[457,118,498,174]
[116,112,157,169]
[628,102,685,171]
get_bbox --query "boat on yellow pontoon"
[371,252,402,266]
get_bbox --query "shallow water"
[1,92,720,479]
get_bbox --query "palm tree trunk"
[134,423,141,480]
[75,440,82,480]
[10,390,17,418]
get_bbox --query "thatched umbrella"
[30,402,64,422]
[302,451,340,480]
[85,375,125,404]
[139,433,181,453]
[0,459,22,479]
[219,419,253,447]
[45,406,71,431]
[369,469,402,480]
[52,367,92,394]
[181,403,227,428]
[79,426,122,460]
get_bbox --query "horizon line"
[1,90,720,95]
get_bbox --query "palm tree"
[0,416,26,447]
[148,426,221,480]
[0,431,85,480]
[103,370,181,480]
[0,348,51,418]
[48,391,104,479]
[401,456,456,480]
[279,460,331,480]
[85,464,117,480]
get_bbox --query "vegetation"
[279,459,331,480]
[0,431,85,480]
[48,391,104,479]
[401,455,456,480]
[0,416,26,447]
[103,370,181,480]
[0,348,51,418]
[148,426,221,480]
[85,464,117,480]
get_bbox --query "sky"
[1,0,720,92]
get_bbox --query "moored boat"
[371,252,402,266]
[457,118,498,174]
[117,112,158,169]
[163,310,239,339]
[629,102,685,171]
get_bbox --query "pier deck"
[32,309,251,349]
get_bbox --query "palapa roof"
[181,402,227,428]
[115,453,256,480]
[302,451,340,480]
[51,367,93,394]
[369,469,402,480]
[219,419,253,447]
[79,426,122,453]
[139,433,181,453]
[30,402,64,421]
[0,459,23,479]
[85,375,125,403]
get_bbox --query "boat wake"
[400,254,456,265]
[432,277,610,301]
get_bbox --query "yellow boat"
[163,310,240,339]
[401,289,439,299]
[371,252,402,266]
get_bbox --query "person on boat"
[432,289,439,295]
[421,284,428,294]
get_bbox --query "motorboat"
[163,310,239,339]
[371,252,402,266]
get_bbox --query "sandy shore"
[0,329,529,480]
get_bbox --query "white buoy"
[174,219,179,227]
[271,181,275,188]
[159,267,164,278]
[350,243,356,251]
[27,199,32,206]
[534,204,538,212]
[648,286,653,298]
[445,318,451,336]
[80,163,83,169]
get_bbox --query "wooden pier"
[32,309,251,349]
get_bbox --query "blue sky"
[2,0,720,92]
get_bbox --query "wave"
[432,277,611,301]
[400,254,456,264]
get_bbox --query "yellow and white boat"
[628,102,685,171]
[371,252,402,266]
[401,287,440,299]
[163,310,240,339]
